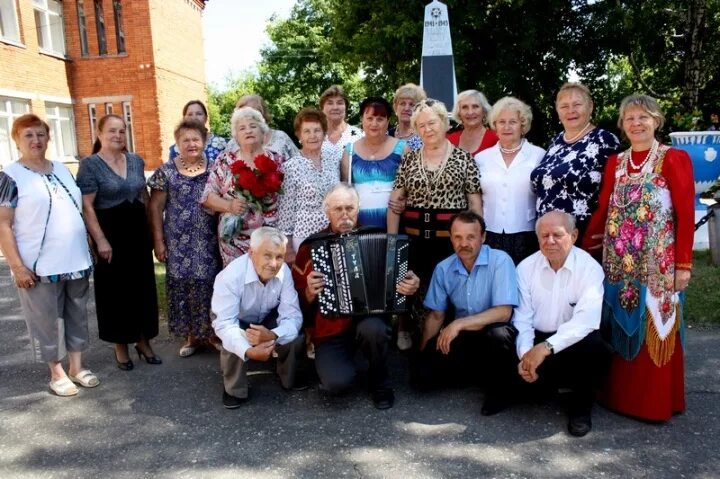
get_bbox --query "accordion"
[310,231,410,317]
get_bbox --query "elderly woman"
[0,114,96,396]
[320,85,363,163]
[583,95,694,422]
[474,97,545,264]
[168,100,227,163]
[202,107,285,267]
[447,90,498,156]
[388,99,482,349]
[77,114,160,370]
[235,94,299,161]
[341,97,409,228]
[388,83,426,151]
[277,107,339,259]
[149,120,222,357]
[531,83,620,240]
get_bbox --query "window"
[45,103,78,161]
[0,98,31,169]
[94,0,106,55]
[0,0,21,43]
[88,103,97,143]
[77,0,89,56]
[33,0,66,56]
[122,102,134,152]
[105,103,113,114]
[113,0,125,53]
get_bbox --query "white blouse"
[474,141,545,234]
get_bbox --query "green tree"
[207,71,258,138]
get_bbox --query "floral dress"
[583,145,695,421]
[277,154,340,252]
[148,162,221,340]
[201,148,284,267]
[169,133,227,163]
[321,125,363,164]
[531,128,620,234]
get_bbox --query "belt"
[404,227,450,239]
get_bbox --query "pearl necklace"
[179,156,205,174]
[499,138,524,154]
[562,122,591,143]
[628,139,658,172]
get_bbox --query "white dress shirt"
[474,141,545,234]
[513,246,604,358]
[211,254,302,360]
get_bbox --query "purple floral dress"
[147,162,221,340]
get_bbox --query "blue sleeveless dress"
[346,139,406,229]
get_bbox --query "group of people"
[0,81,694,438]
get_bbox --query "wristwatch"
[543,340,554,354]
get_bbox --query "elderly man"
[212,227,305,409]
[511,211,609,436]
[292,183,420,409]
[411,211,519,416]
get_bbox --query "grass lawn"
[153,250,720,327]
[684,250,720,327]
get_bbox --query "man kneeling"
[212,227,305,408]
[512,211,609,436]
[412,211,519,416]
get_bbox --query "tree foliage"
[208,0,720,142]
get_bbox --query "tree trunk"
[680,0,707,110]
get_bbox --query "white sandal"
[69,369,100,388]
[49,377,79,396]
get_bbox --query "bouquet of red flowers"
[229,153,284,210]
[221,153,284,242]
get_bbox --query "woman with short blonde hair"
[447,89,498,156]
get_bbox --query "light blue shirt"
[211,254,302,360]
[424,245,518,317]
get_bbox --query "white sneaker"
[397,331,412,351]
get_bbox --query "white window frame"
[0,97,31,169]
[76,0,89,56]
[122,101,134,152]
[33,0,67,56]
[0,0,21,44]
[88,103,97,144]
[105,103,113,115]
[45,102,78,161]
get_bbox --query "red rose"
[230,160,247,176]
[265,171,283,193]
[255,154,277,174]
[236,168,256,191]
[250,181,267,199]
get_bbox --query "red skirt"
[600,332,685,421]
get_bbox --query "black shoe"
[568,414,592,437]
[371,388,395,410]
[222,390,247,409]
[481,394,508,416]
[114,352,134,371]
[284,374,311,392]
[135,345,162,365]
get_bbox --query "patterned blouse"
[531,128,620,225]
[393,145,482,209]
[321,124,363,164]
[169,133,227,163]
[277,154,340,251]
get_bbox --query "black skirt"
[485,231,539,266]
[94,200,159,343]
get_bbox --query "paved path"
[1,259,719,478]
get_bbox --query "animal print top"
[393,144,482,209]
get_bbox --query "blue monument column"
[420,0,457,110]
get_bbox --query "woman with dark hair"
[149,120,222,357]
[77,114,160,370]
[277,107,339,260]
[341,97,409,228]
[0,114,96,395]
[320,85,363,163]
[168,100,227,163]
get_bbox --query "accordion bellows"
[310,232,410,317]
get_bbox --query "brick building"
[0,0,208,170]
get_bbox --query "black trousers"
[314,316,391,394]
[410,322,518,393]
[523,330,611,414]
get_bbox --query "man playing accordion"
[292,183,420,409]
